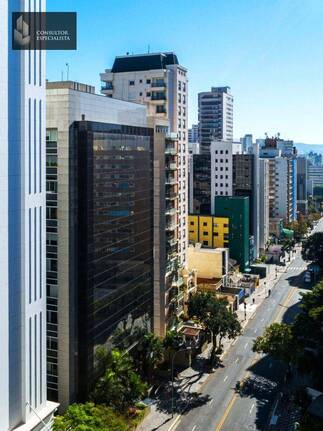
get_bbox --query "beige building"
[188,244,229,280]
[100,52,188,265]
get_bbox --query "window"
[224,223,228,228]
[129,80,135,86]
[139,79,142,83]
[220,150,223,154]
[203,222,207,226]
[146,79,151,84]
[190,221,194,226]
[139,92,142,96]
[214,232,219,237]
[203,241,208,246]
[146,92,151,97]
[178,81,182,91]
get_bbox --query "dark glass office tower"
[71,121,154,399]
[192,154,211,214]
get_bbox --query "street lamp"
[171,346,192,418]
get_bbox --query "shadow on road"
[233,355,286,430]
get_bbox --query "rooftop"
[110,52,180,73]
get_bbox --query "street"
[172,219,323,431]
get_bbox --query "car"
[304,272,311,283]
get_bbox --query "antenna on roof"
[61,70,64,81]
[126,52,129,55]
[148,44,150,53]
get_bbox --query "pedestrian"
[268,289,271,297]
[252,298,255,305]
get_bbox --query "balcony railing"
[166,176,177,185]
[151,93,166,101]
[101,83,113,91]
[165,147,176,155]
[151,81,166,87]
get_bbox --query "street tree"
[302,232,323,267]
[137,332,164,382]
[188,292,241,365]
[91,349,147,411]
[253,322,298,363]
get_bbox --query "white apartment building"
[100,52,188,264]
[0,1,58,429]
[210,140,242,213]
[198,86,233,154]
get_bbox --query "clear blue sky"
[47,0,323,144]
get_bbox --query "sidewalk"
[138,255,298,431]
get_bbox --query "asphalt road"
[173,221,323,431]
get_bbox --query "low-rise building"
[188,243,229,280]
[188,215,229,248]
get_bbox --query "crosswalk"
[288,266,307,272]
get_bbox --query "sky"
[47,0,323,145]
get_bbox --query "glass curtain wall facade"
[71,121,154,399]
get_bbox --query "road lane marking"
[274,288,296,322]
[244,342,248,349]
[261,318,264,322]
[224,375,228,382]
[235,357,239,363]
[214,284,301,431]
[215,394,237,431]
[209,399,214,406]
[249,403,255,414]
[254,329,257,334]
[192,426,197,431]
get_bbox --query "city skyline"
[46,0,323,145]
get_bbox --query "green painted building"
[214,196,250,272]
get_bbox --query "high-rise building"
[46,81,186,407]
[260,137,297,223]
[240,134,253,152]
[259,159,270,251]
[296,157,308,215]
[46,82,155,408]
[214,196,250,272]
[198,86,233,154]
[100,52,188,265]
[188,124,199,143]
[210,140,242,213]
[233,149,260,259]
[0,1,58,429]
[190,154,212,214]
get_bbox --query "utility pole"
[66,62,70,81]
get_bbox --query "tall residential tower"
[100,52,188,264]
[198,86,233,154]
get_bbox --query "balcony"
[166,222,177,231]
[166,191,177,200]
[166,206,176,216]
[167,238,178,247]
[151,80,166,88]
[165,147,177,155]
[101,82,113,91]
[166,162,177,171]
[166,176,178,185]
[151,93,166,101]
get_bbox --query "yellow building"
[188,215,229,248]
[188,244,229,280]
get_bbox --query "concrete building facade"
[198,86,233,154]
[100,52,188,265]
[188,215,229,248]
[0,1,58,429]
[259,159,270,251]
[296,156,308,215]
[210,140,242,213]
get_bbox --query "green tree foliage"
[91,349,147,411]
[53,402,129,431]
[302,232,323,267]
[188,292,241,364]
[137,333,164,382]
[286,218,308,241]
[253,322,298,363]
[163,330,185,351]
[253,281,323,387]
